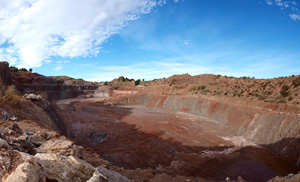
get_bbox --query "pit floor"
[55,99,298,182]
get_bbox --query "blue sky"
[0,0,300,81]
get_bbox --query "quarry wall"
[0,62,11,91]
[121,93,300,168]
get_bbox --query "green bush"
[10,66,19,72]
[135,79,141,85]
[280,85,290,97]
[188,84,206,92]
[9,66,30,72]
[19,68,28,72]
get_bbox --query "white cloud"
[290,13,300,20]
[85,60,231,81]
[0,0,165,68]
[265,0,300,20]
[54,66,62,71]
[266,0,273,5]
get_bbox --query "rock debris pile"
[0,123,130,182]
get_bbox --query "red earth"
[54,97,297,182]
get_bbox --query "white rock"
[87,166,131,182]
[0,138,46,182]
[37,139,82,158]
[23,93,42,100]
[35,153,95,182]
[3,153,46,182]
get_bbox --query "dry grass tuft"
[5,85,22,104]
[188,84,206,92]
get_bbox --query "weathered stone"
[35,153,95,182]
[37,139,82,158]
[4,123,23,137]
[9,116,19,121]
[0,62,11,91]
[0,138,46,182]
[9,134,36,154]
[87,166,131,182]
[30,131,51,147]
[1,124,35,154]
[23,93,42,100]
[3,153,46,182]
[25,129,35,135]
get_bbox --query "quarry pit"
[3,65,300,181]
[54,93,300,182]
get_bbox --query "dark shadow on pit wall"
[58,102,299,182]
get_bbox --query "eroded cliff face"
[10,71,101,100]
[0,62,11,91]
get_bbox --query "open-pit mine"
[0,61,300,182]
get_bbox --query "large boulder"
[0,138,46,182]
[87,166,130,182]
[35,153,95,182]
[0,61,11,91]
[37,139,82,158]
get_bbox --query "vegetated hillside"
[108,76,148,89]
[144,73,300,105]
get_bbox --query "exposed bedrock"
[10,71,100,100]
[0,61,11,91]
[118,94,300,169]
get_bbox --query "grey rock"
[30,131,51,147]
[87,166,131,182]
[35,153,95,182]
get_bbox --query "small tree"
[10,66,18,72]
[19,68,28,72]
[29,68,33,73]
[135,79,141,85]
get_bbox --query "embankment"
[113,93,300,169]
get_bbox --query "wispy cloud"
[0,0,179,68]
[82,49,300,81]
[265,0,300,20]
[290,13,300,20]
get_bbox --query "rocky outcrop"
[1,124,36,154]
[30,131,52,147]
[37,139,83,158]
[0,138,46,182]
[35,153,95,182]
[0,61,11,91]
[3,152,47,182]
[10,72,101,100]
